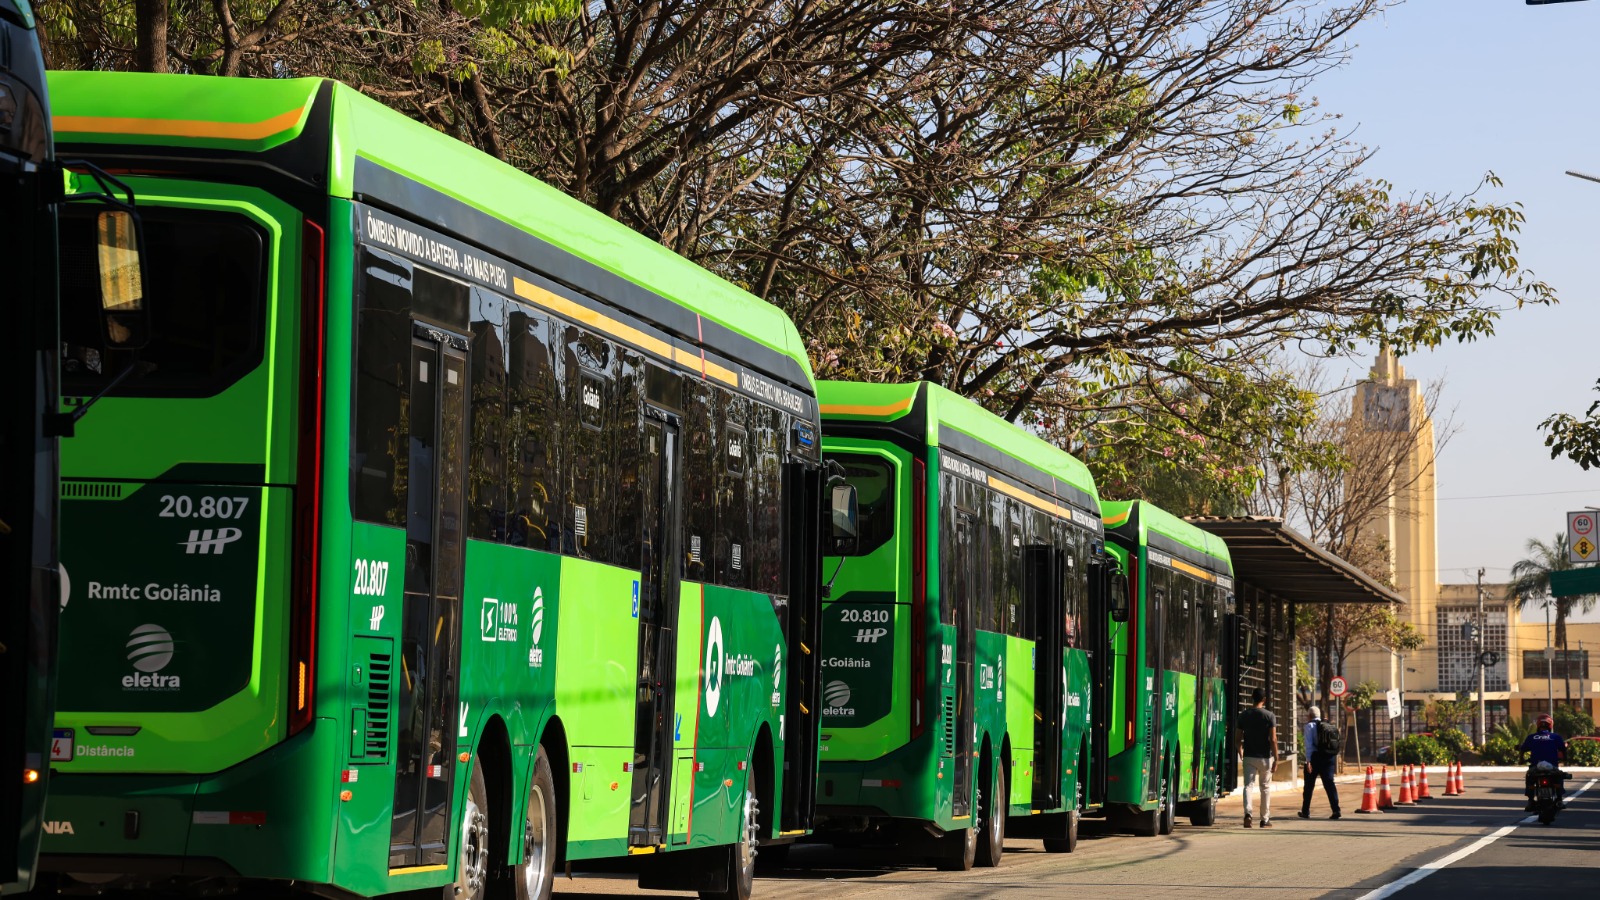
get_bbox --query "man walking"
[1299,706,1341,820]
[1237,687,1276,828]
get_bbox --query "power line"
[1438,488,1599,501]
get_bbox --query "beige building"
[1338,351,1598,739]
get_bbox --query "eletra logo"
[824,680,851,708]
[122,624,180,690]
[127,624,174,672]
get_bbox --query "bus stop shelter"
[1186,516,1404,781]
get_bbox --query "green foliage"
[1481,717,1534,766]
[1432,727,1473,760]
[1392,734,1452,767]
[1568,739,1600,766]
[1481,732,1528,766]
[1423,695,1475,732]
[1540,378,1600,470]
[1554,705,1596,739]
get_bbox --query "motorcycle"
[1530,762,1569,825]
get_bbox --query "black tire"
[975,764,1006,868]
[1538,805,1557,826]
[931,823,977,871]
[1042,808,1079,853]
[509,747,557,900]
[1189,795,1218,827]
[755,841,791,872]
[700,785,758,900]
[1157,765,1176,836]
[458,762,492,900]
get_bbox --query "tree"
[1539,378,1600,470]
[39,1,1555,485]
[1505,534,1600,706]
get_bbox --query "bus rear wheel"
[931,823,977,871]
[1157,766,1176,836]
[1041,808,1079,853]
[975,764,1006,867]
[512,747,557,900]
[700,787,758,900]
[1189,794,1218,827]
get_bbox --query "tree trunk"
[135,0,170,74]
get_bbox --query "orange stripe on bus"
[55,106,307,141]
[819,399,914,417]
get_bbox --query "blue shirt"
[1520,730,1566,766]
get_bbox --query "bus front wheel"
[1041,808,1079,853]
[512,747,557,900]
[974,764,1006,867]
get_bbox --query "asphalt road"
[553,770,1600,900]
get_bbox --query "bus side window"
[717,391,751,588]
[352,249,413,526]
[566,326,614,562]
[508,309,558,550]
[613,348,645,571]
[683,376,715,582]
[467,287,507,542]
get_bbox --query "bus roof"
[1102,499,1233,579]
[818,380,1099,513]
[45,71,814,381]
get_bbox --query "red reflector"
[341,769,359,783]
[428,765,443,777]
[884,780,902,789]
[623,762,633,772]
[573,763,584,773]
[232,811,267,826]
[695,762,704,772]
[193,811,267,825]
[737,760,747,771]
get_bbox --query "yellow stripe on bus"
[985,475,1072,522]
[512,277,738,387]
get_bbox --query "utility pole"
[1477,567,1487,745]
[1547,595,1555,713]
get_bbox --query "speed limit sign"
[1329,676,1348,698]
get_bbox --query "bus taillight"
[909,457,927,743]
[289,217,327,737]
[1124,562,1139,746]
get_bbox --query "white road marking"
[1354,777,1596,900]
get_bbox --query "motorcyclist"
[1519,714,1567,810]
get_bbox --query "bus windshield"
[60,207,266,397]
[824,452,896,557]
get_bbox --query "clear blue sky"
[1306,0,1600,592]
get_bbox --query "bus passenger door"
[390,326,469,869]
[630,409,681,845]
[950,511,978,819]
[1024,545,1062,809]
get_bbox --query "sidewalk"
[1258,764,1600,790]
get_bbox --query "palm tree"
[1506,534,1600,706]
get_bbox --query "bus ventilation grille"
[61,481,123,500]
[364,650,394,760]
[942,696,957,757]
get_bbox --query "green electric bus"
[39,71,834,900]
[1099,500,1232,835]
[3,5,151,892]
[814,382,1114,870]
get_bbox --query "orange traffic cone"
[1455,760,1467,794]
[1377,766,1395,809]
[1416,764,1433,800]
[1444,761,1461,796]
[1397,765,1416,805]
[1356,766,1381,813]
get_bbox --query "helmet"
[1536,760,1556,771]
[1537,714,1554,731]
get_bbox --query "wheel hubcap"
[522,783,553,896]
[737,791,759,888]
[460,795,489,899]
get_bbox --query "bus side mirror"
[828,483,858,555]
[1109,578,1129,623]
[96,210,150,349]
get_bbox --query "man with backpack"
[1299,706,1342,820]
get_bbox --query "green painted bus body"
[817,382,1102,842]
[1101,500,1232,819]
[41,71,822,896]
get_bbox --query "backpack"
[1314,720,1342,755]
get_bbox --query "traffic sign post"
[1569,510,1597,564]
[1330,676,1348,698]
